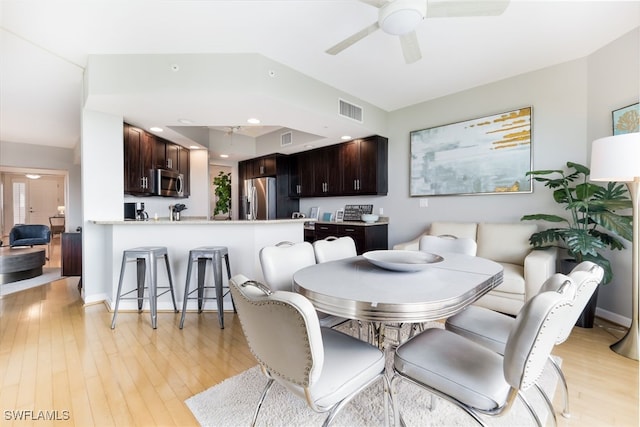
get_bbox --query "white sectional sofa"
[393,221,558,315]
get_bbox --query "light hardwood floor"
[0,247,638,426]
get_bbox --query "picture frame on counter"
[335,209,344,222]
[309,206,319,220]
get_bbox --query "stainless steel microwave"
[154,169,184,197]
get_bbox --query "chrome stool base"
[179,246,235,329]
[111,246,178,329]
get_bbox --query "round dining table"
[293,251,503,324]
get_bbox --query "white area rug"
[186,323,560,427]
[0,267,63,296]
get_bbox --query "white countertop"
[92,218,309,225]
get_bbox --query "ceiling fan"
[326,0,510,64]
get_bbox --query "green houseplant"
[213,171,231,219]
[521,162,633,285]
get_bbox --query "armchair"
[10,224,51,248]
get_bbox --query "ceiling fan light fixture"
[379,0,426,35]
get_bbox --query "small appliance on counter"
[124,202,136,220]
[125,202,149,220]
[136,202,149,220]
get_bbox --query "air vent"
[280,131,293,147]
[339,98,363,123]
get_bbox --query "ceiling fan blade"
[400,31,422,64]
[358,0,389,8]
[426,0,510,18]
[326,22,380,55]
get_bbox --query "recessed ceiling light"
[25,174,41,179]
[341,135,351,140]
[220,154,229,158]
[189,145,200,150]
[247,118,260,124]
[150,127,163,132]
[178,119,193,124]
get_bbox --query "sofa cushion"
[476,223,537,265]
[429,222,478,240]
[494,262,525,296]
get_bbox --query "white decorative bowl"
[361,214,379,223]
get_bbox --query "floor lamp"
[590,132,640,361]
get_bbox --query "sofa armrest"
[524,247,558,302]
[393,235,424,251]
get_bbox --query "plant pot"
[560,258,601,328]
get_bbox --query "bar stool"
[111,246,178,329]
[179,246,235,329]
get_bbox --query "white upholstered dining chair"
[229,274,391,427]
[259,241,347,328]
[391,283,576,427]
[313,236,357,263]
[444,261,604,419]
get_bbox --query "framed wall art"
[410,107,533,197]
[612,102,639,135]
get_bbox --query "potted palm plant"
[213,171,231,220]
[521,162,633,326]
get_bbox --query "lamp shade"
[590,132,640,182]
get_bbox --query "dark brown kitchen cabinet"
[312,222,388,254]
[62,232,82,276]
[288,135,388,198]
[313,145,341,195]
[62,232,82,289]
[178,146,190,196]
[340,135,388,195]
[124,124,154,195]
[125,123,190,197]
[289,150,316,197]
[242,154,278,179]
[154,137,184,172]
[253,155,277,177]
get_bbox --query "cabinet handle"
[167,158,172,169]
[260,165,265,174]
[356,179,360,190]
[345,228,355,232]
[297,185,301,194]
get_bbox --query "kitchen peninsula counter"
[86,218,306,309]
[93,218,307,225]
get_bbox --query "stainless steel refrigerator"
[243,177,276,220]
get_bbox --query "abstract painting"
[410,107,532,196]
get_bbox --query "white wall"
[81,110,124,303]
[299,28,639,325]
[586,28,640,324]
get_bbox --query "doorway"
[1,172,66,237]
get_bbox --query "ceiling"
[1,0,639,157]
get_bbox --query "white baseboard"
[595,307,631,328]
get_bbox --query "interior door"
[28,177,63,225]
